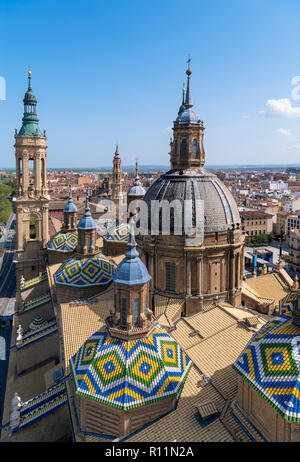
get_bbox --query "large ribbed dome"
[142,168,240,233]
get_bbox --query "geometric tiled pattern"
[19,319,58,348]
[103,223,129,243]
[28,315,46,331]
[23,293,51,312]
[21,273,47,291]
[12,383,67,433]
[233,291,300,422]
[54,255,114,288]
[70,324,192,410]
[47,232,78,253]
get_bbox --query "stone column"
[196,257,202,296]
[16,156,20,191]
[186,255,192,296]
[23,154,29,191]
[35,155,41,193]
[149,253,154,288]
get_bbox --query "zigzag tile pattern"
[47,232,78,253]
[54,255,114,288]
[103,223,129,243]
[233,291,300,422]
[70,324,192,410]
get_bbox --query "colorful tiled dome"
[103,223,129,243]
[54,255,114,288]
[70,324,192,410]
[47,232,78,253]
[233,291,300,422]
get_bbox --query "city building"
[240,210,273,236]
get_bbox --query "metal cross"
[187,55,191,69]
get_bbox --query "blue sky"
[1,0,300,168]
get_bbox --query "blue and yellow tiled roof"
[47,232,78,253]
[103,223,129,243]
[21,272,47,291]
[12,383,67,433]
[54,255,114,288]
[23,293,51,313]
[70,324,192,411]
[19,319,58,349]
[233,291,300,422]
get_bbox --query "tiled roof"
[233,291,300,422]
[54,255,114,288]
[22,293,51,312]
[12,383,67,433]
[19,319,58,348]
[244,272,290,304]
[21,273,47,291]
[47,232,78,253]
[70,324,192,410]
[102,223,129,243]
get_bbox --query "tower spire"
[185,55,193,108]
[28,70,32,91]
[19,70,43,136]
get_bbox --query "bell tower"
[111,144,123,199]
[169,59,205,170]
[15,71,49,284]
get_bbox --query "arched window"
[193,139,198,154]
[120,299,127,327]
[132,297,140,326]
[70,217,74,228]
[181,139,187,155]
[165,262,176,293]
[28,158,35,186]
[29,216,36,239]
[87,236,91,252]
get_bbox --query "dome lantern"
[18,71,43,137]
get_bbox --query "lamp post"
[279,225,284,258]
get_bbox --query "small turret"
[76,188,97,255]
[62,185,78,232]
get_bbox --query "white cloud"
[259,98,300,118]
[277,128,292,136]
[242,114,251,119]
[162,127,172,133]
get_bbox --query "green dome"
[18,72,43,137]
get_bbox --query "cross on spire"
[187,54,191,70]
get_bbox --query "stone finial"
[9,407,20,432]
[277,259,284,270]
[252,269,257,279]
[11,392,22,410]
[261,264,267,275]
[9,392,22,433]
[16,325,23,348]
